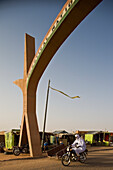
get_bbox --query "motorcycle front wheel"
[61,153,70,166]
[22,147,29,153]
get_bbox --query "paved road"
[0,147,113,170]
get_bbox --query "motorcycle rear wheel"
[13,148,20,156]
[79,153,86,163]
[61,153,70,166]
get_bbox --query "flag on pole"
[49,86,80,99]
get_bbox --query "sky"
[0,0,113,133]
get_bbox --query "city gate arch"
[14,0,102,157]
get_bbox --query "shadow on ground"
[68,152,113,168]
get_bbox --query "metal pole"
[41,80,50,150]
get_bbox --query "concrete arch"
[27,0,102,93]
[14,0,102,157]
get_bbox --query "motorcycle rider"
[71,134,86,160]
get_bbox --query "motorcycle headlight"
[67,147,69,151]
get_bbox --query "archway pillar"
[26,91,42,156]
[14,33,42,157]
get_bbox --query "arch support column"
[26,92,42,156]
[14,33,42,157]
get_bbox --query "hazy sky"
[0,0,113,133]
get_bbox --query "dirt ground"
[0,146,113,170]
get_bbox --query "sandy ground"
[0,146,113,170]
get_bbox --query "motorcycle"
[13,144,29,156]
[61,145,88,166]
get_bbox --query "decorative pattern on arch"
[14,0,102,157]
